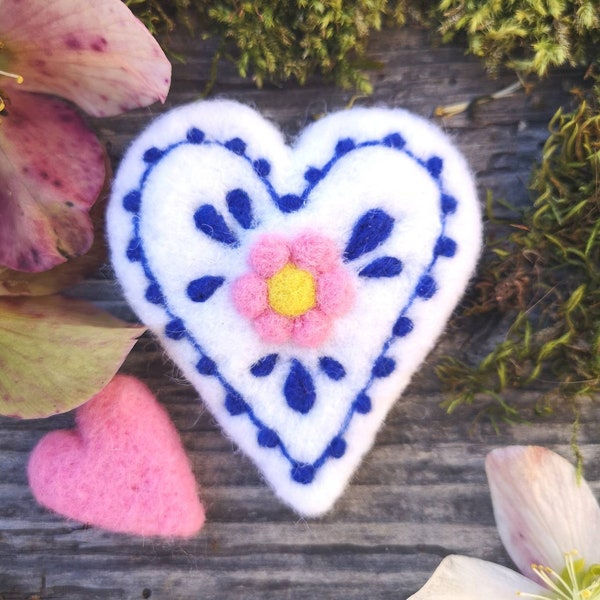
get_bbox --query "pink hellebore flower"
[0,0,171,272]
[409,446,600,600]
[232,232,355,347]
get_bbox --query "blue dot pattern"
[292,463,315,484]
[253,158,271,177]
[121,126,460,485]
[165,318,186,340]
[393,316,414,338]
[186,127,205,144]
[372,356,396,378]
[328,436,347,458]
[196,355,217,375]
[225,391,248,416]
[258,427,280,448]
[145,283,165,305]
[224,137,246,155]
[434,236,457,258]
[143,147,164,164]
[354,392,372,414]
[416,275,437,299]
[123,190,141,213]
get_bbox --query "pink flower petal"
[407,555,547,600]
[293,310,332,347]
[486,446,600,579]
[291,231,339,274]
[249,234,290,278]
[1,0,171,117]
[0,90,105,272]
[317,267,355,316]
[254,310,292,344]
[231,274,268,319]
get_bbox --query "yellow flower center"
[267,263,316,317]
[517,552,600,600]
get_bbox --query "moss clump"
[125,0,187,37]
[437,0,600,76]
[126,0,412,92]
[437,88,600,421]
[125,0,600,89]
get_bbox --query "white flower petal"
[407,555,546,600]
[486,446,600,579]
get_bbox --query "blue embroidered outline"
[122,127,458,485]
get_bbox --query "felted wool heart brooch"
[107,100,482,516]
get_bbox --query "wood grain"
[1,26,595,600]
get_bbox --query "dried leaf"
[0,90,105,272]
[1,0,171,117]
[0,296,145,418]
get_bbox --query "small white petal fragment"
[0,0,171,117]
[486,446,600,580]
[407,555,546,600]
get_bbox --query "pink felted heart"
[27,375,205,537]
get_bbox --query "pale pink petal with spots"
[0,90,105,272]
[1,0,171,117]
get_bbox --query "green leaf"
[0,296,145,418]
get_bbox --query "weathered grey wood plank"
[1,26,595,600]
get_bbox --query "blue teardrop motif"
[344,209,394,261]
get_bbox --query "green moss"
[436,0,600,76]
[125,0,600,89]
[437,88,600,421]
[124,0,185,37]
[126,0,415,92]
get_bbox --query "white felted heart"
[107,100,481,517]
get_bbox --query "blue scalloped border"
[120,125,458,485]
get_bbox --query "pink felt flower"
[0,0,171,272]
[232,232,355,347]
[408,446,600,600]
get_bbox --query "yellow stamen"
[0,69,23,84]
[516,552,600,600]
